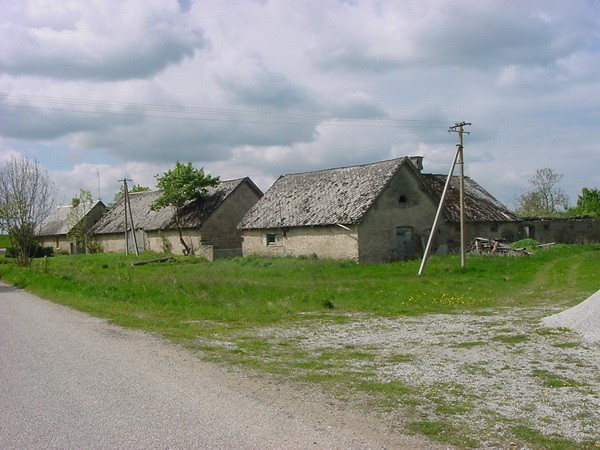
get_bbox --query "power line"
[0,92,451,129]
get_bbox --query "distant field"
[0,234,9,248]
[1,245,599,448]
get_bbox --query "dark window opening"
[266,233,276,246]
[398,195,407,204]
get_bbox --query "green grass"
[0,234,9,248]
[531,369,585,388]
[1,244,599,448]
[2,244,597,332]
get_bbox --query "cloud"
[1,0,599,208]
[0,0,206,80]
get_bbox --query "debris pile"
[467,237,529,256]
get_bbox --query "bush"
[6,245,54,259]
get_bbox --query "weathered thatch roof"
[421,174,518,222]
[239,158,419,229]
[91,178,257,234]
[239,157,518,230]
[38,201,105,236]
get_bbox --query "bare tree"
[0,155,58,266]
[514,168,569,217]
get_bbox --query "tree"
[112,184,150,206]
[569,187,600,219]
[514,168,569,217]
[151,161,219,255]
[0,155,58,266]
[66,189,95,253]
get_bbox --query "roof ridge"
[280,156,408,178]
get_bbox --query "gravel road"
[0,281,437,449]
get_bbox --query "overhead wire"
[0,92,451,128]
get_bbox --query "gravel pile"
[542,289,600,343]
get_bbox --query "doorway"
[395,226,414,260]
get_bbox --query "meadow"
[1,243,599,448]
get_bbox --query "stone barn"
[90,177,262,259]
[239,157,519,263]
[37,200,107,254]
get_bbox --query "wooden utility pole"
[449,122,471,268]
[118,178,139,256]
[418,121,470,275]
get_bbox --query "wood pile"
[467,238,529,256]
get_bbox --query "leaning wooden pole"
[418,144,461,275]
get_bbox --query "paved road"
[0,281,431,449]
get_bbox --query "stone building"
[519,216,600,244]
[239,157,519,263]
[90,178,262,259]
[37,200,107,254]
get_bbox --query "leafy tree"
[66,189,95,253]
[568,187,600,219]
[0,155,58,266]
[514,168,569,217]
[151,161,219,255]
[112,184,150,206]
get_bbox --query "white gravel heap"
[542,289,600,343]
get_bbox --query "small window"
[398,195,407,204]
[568,223,575,230]
[266,233,276,246]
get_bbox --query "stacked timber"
[467,238,529,256]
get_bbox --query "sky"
[1,0,599,208]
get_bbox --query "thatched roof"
[38,201,105,236]
[421,174,518,222]
[91,178,258,234]
[239,158,420,229]
[239,157,517,230]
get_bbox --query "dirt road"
[0,282,435,449]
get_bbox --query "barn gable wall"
[357,164,439,263]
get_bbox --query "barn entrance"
[395,226,414,260]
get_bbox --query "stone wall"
[357,164,439,263]
[520,217,600,243]
[200,182,261,249]
[241,226,359,261]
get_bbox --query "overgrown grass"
[0,234,10,248]
[2,244,597,334]
[1,244,599,448]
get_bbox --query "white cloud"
[0,0,206,80]
[0,0,599,207]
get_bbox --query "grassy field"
[1,244,599,448]
[0,234,9,248]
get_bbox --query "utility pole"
[449,122,471,268]
[418,121,470,275]
[118,178,139,256]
